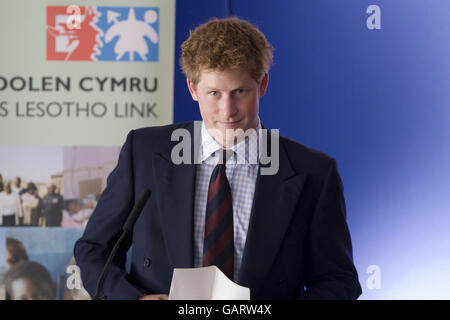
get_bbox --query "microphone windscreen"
[122,188,151,233]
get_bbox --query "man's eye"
[210,91,218,96]
[234,89,244,95]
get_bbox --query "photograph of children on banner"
[0,146,120,228]
[0,227,90,300]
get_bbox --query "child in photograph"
[5,261,56,300]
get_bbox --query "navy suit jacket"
[74,121,362,300]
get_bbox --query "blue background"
[173,0,450,299]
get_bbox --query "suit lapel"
[238,136,307,289]
[151,122,200,269]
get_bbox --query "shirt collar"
[200,120,261,166]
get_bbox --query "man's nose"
[220,95,237,117]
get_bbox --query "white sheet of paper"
[168,266,250,300]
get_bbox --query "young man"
[74,17,361,300]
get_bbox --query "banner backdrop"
[0,0,175,299]
[0,0,175,146]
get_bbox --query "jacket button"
[144,258,151,268]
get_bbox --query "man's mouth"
[219,120,241,128]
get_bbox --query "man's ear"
[259,73,269,97]
[187,79,198,101]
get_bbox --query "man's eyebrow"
[203,85,249,91]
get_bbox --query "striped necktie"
[202,149,234,280]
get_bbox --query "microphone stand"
[93,231,128,300]
[93,188,151,300]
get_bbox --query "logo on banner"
[46,6,159,61]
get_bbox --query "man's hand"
[138,294,169,300]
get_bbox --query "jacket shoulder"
[127,122,193,152]
[278,134,336,175]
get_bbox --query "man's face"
[188,68,268,147]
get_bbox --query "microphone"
[93,188,151,300]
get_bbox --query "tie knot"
[217,149,233,165]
